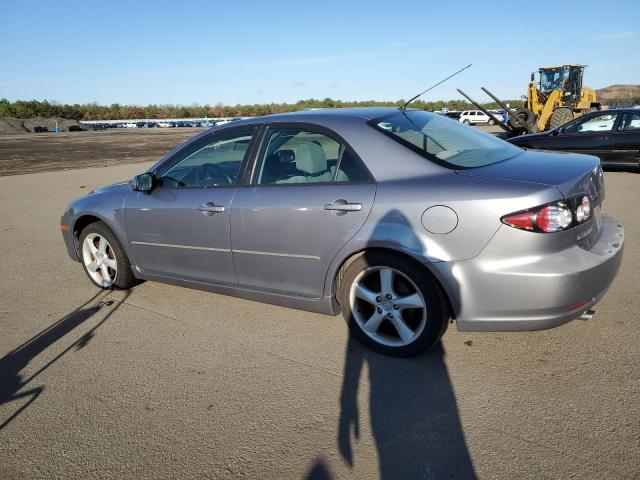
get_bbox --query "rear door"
[123,127,258,284]
[544,112,617,163]
[610,111,640,165]
[230,124,376,298]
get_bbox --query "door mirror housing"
[132,172,154,192]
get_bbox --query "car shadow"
[0,289,128,430]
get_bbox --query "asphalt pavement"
[0,163,638,479]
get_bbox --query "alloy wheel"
[82,233,117,287]
[349,266,427,347]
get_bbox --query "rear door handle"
[324,200,362,213]
[197,202,225,215]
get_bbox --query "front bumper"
[434,214,624,331]
[61,210,80,262]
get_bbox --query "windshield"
[540,67,568,93]
[371,110,521,169]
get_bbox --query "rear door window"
[254,127,371,185]
[619,112,640,131]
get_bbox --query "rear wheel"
[79,221,138,290]
[549,108,574,130]
[338,252,449,357]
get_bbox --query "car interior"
[257,130,353,184]
[159,136,251,187]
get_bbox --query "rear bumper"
[433,214,624,331]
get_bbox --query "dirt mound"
[0,117,88,135]
[0,117,28,135]
[597,84,640,107]
[22,117,87,132]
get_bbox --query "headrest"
[294,143,327,174]
[276,149,295,163]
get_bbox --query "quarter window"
[158,129,254,188]
[254,128,370,185]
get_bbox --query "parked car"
[508,108,640,167]
[459,110,496,125]
[60,108,624,357]
[444,111,462,121]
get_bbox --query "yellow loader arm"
[536,90,562,131]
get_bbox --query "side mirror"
[552,128,561,136]
[131,172,154,192]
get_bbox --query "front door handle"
[197,202,225,215]
[324,199,362,214]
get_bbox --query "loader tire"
[549,108,574,130]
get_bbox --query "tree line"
[0,98,525,120]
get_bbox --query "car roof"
[263,107,401,121]
[592,107,640,114]
[220,107,405,128]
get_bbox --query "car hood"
[455,150,602,199]
[507,132,549,144]
[89,181,131,195]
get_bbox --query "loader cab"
[539,65,585,106]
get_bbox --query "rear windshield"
[371,110,521,168]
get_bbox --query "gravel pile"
[0,117,28,135]
[0,117,88,135]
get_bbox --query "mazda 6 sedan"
[61,108,624,356]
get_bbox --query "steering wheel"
[196,163,233,186]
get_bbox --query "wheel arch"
[330,247,456,319]
[71,213,125,260]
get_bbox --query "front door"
[230,125,376,298]
[124,127,257,284]
[545,112,617,163]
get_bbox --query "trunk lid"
[457,149,605,249]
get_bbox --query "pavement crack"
[256,347,340,378]
[122,300,199,328]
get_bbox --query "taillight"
[502,196,592,233]
[575,196,591,223]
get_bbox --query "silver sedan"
[61,108,624,356]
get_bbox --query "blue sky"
[1,0,639,105]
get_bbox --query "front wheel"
[463,119,470,125]
[338,252,449,357]
[79,221,138,289]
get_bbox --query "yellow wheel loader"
[521,65,600,132]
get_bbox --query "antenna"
[400,64,472,110]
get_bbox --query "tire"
[463,119,470,125]
[488,119,495,125]
[338,252,449,357]
[549,108,574,130]
[510,108,535,129]
[78,221,138,290]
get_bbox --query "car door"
[544,112,616,163]
[123,126,258,284]
[230,124,376,298]
[610,112,640,165]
